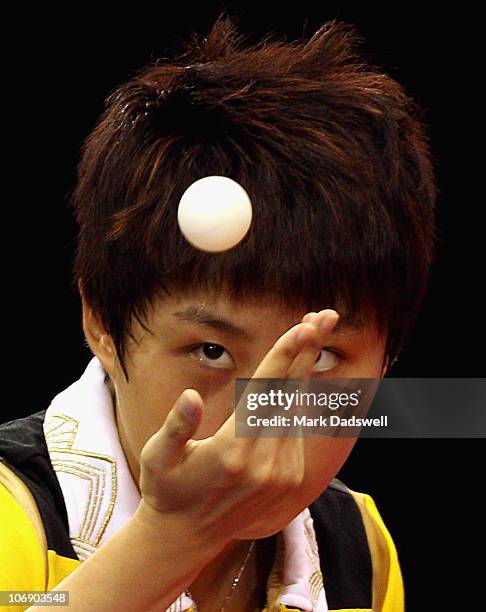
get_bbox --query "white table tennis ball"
[177,175,253,252]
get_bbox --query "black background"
[5,3,484,609]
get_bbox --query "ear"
[79,280,116,377]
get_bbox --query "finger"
[288,311,340,379]
[250,323,313,380]
[142,389,203,471]
[287,325,321,379]
[270,311,339,445]
[253,308,340,380]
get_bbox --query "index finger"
[253,309,339,379]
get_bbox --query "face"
[83,288,387,510]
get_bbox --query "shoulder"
[309,478,404,612]
[0,464,47,590]
[0,412,78,561]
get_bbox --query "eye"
[312,349,341,372]
[190,343,235,370]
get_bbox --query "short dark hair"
[70,12,438,380]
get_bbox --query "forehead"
[147,287,379,340]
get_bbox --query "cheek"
[125,359,234,444]
[115,358,194,455]
[192,385,236,440]
[340,349,385,378]
[300,437,357,502]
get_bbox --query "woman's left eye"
[313,349,341,372]
[190,343,235,370]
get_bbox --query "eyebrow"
[172,306,361,340]
[172,306,252,340]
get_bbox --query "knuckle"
[140,447,160,475]
[274,470,303,490]
[165,421,185,441]
[276,341,296,361]
[252,463,284,490]
[249,469,271,489]
[219,454,246,478]
[233,463,273,490]
[245,471,269,491]
[290,470,305,488]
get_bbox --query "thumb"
[155,389,202,467]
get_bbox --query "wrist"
[132,499,228,564]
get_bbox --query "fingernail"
[179,391,198,419]
[319,312,339,332]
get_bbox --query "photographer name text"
[246,414,388,428]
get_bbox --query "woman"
[0,10,437,610]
